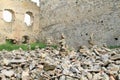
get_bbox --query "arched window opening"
[22,35,30,44]
[3,9,14,22]
[31,0,40,6]
[24,12,33,26]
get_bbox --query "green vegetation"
[0,40,57,51]
[108,45,120,49]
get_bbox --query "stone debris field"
[0,37,119,80]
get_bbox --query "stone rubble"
[0,39,119,80]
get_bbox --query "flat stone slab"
[111,54,120,60]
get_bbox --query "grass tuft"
[108,45,120,49]
[0,41,57,51]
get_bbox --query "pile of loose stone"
[0,36,119,80]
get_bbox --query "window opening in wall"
[3,9,14,22]
[24,12,33,26]
[22,35,30,44]
[31,0,40,6]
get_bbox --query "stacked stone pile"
[0,36,119,80]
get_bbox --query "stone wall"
[0,0,40,43]
[39,0,120,48]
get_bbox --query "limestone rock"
[109,75,115,80]
[59,75,66,80]
[43,63,56,71]
[80,75,88,80]
[117,74,120,80]
[1,70,14,77]
[0,42,119,80]
[22,69,29,80]
[10,59,26,63]
[111,54,120,60]
[3,58,10,65]
[107,64,119,72]
[93,73,101,80]
[86,72,92,80]
[66,76,78,80]
[101,72,109,80]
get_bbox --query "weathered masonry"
[0,0,40,43]
[39,0,120,48]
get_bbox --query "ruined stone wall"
[0,0,40,43]
[39,0,120,48]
